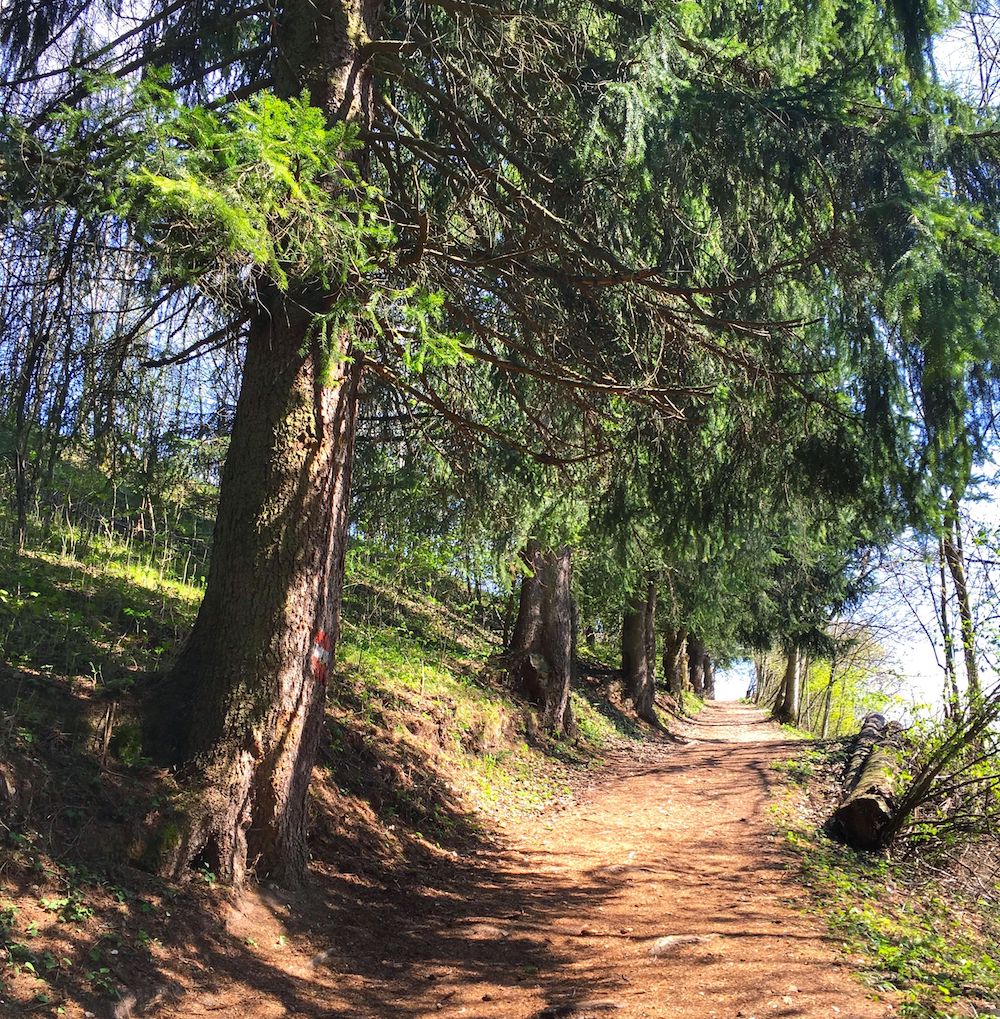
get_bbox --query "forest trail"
[180,703,894,1019]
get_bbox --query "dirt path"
[180,703,893,1019]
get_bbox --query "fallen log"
[840,712,886,789]
[830,712,900,851]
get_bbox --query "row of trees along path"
[187,703,894,1018]
[7,0,1000,888]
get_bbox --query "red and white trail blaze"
[310,630,332,684]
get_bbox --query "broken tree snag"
[831,712,899,851]
[505,542,575,735]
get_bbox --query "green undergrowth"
[680,690,705,717]
[776,745,1000,1018]
[0,542,202,682]
[770,747,825,783]
[778,720,814,740]
[327,551,652,853]
[0,509,663,1013]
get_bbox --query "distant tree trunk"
[773,647,800,724]
[795,654,811,728]
[584,623,597,651]
[687,634,705,697]
[943,495,979,703]
[937,537,959,717]
[41,346,72,502]
[702,652,715,700]
[501,590,518,648]
[750,655,765,703]
[644,580,656,681]
[622,576,658,725]
[505,542,576,736]
[662,627,687,697]
[820,656,837,739]
[758,658,780,710]
[12,329,45,550]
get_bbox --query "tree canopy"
[2,0,1000,881]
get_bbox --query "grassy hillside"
[0,491,666,1014]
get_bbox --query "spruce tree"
[3,0,999,883]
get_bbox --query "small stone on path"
[649,933,719,956]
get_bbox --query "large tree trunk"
[662,627,687,697]
[505,542,575,735]
[773,647,799,724]
[622,577,658,725]
[145,309,362,885]
[687,634,705,697]
[138,0,381,887]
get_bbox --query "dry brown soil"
[149,702,895,1019]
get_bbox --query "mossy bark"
[139,0,381,887]
[147,310,362,884]
[831,713,897,850]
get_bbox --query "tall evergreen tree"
[3,0,999,883]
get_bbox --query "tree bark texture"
[687,634,705,697]
[147,309,362,884]
[831,713,898,851]
[773,647,799,724]
[505,542,575,736]
[662,628,687,697]
[622,577,658,725]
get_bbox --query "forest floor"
[145,702,895,1019]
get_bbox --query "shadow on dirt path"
[160,702,894,1019]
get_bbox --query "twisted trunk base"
[140,307,361,885]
